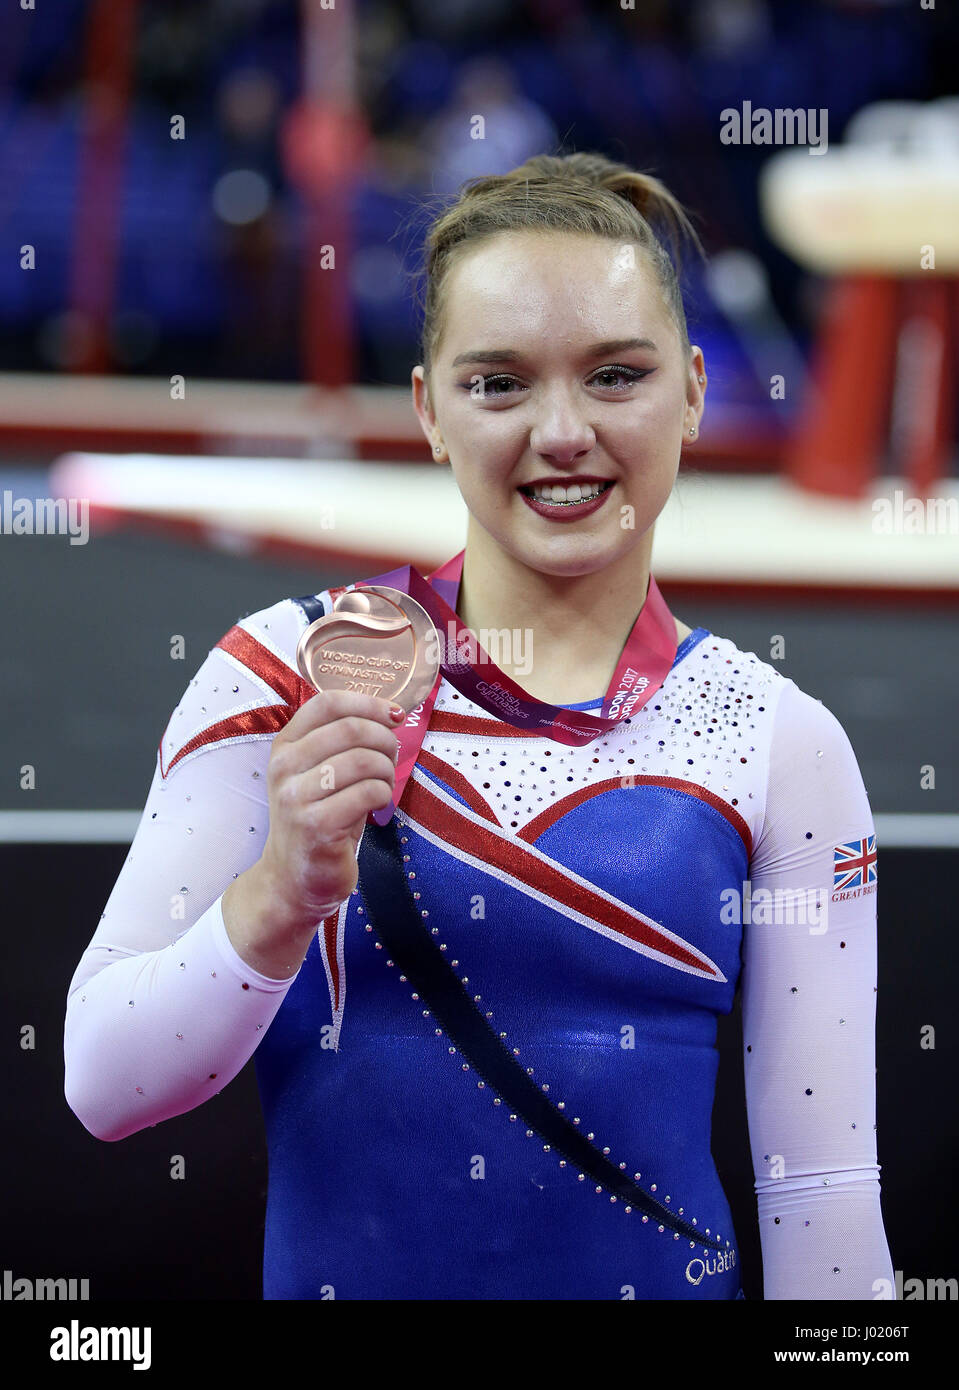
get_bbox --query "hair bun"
[414,148,702,375]
[495,152,701,263]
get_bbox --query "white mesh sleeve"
[63,608,309,1142]
[742,678,895,1299]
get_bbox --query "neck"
[454,523,662,702]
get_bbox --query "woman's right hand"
[251,689,404,933]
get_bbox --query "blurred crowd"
[0,0,952,409]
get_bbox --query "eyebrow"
[449,337,659,367]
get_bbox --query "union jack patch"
[833,835,878,891]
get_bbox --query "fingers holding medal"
[251,587,441,927]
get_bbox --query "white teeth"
[530,481,605,503]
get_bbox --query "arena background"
[1,0,957,1310]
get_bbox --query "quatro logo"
[686,1249,737,1285]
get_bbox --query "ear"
[412,365,446,460]
[684,345,706,433]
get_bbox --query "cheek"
[448,457,503,508]
[605,400,683,471]
[456,401,526,443]
[631,384,685,427]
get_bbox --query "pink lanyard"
[354,549,678,826]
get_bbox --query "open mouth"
[518,480,615,506]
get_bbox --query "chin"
[508,528,634,578]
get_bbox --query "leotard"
[64,576,894,1300]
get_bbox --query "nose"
[529,386,596,464]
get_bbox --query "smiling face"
[412,229,705,581]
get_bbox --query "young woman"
[64,152,894,1300]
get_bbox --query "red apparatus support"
[67,0,139,375]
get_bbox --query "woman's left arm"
[742,678,896,1300]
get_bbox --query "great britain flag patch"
[832,835,878,891]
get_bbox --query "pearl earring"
[698,375,704,383]
[688,427,696,436]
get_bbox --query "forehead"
[440,230,673,351]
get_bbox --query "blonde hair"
[413,151,704,382]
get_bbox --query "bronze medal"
[295,584,441,713]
